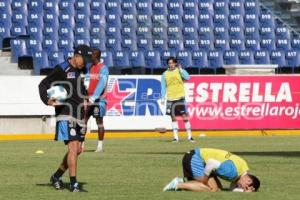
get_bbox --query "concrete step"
[0,53,32,76]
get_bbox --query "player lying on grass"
[163,148,260,192]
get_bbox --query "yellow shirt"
[199,148,249,178]
[164,68,185,100]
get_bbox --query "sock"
[70,176,77,187]
[97,140,103,149]
[185,121,192,139]
[172,121,179,140]
[53,169,64,179]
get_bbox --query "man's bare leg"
[95,117,105,152]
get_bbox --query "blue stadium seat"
[74,26,90,39]
[137,0,152,15]
[0,0,12,15]
[229,25,244,39]
[213,25,228,38]
[213,14,229,28]
[153,38,168,52]
[244,13,259,27]
[106,0,122,16]
[106,27,121,39]
[11,25,27,36]
[254,50,270,64]
[230,39,245,51]
[224,50,239,65]
[199,38,214,51]
[65,51,74,59]
[75,12,91,27]
[198,0,214,14]
[10,39,28,63]
[208,50,223,69]
[177,51,193,68]
[122,1,137,15]
[49,51,65,67]
[152,14,168,26]
[106,15,122,27]
[260,38,276,51]
[286,50,300,68]
[58,26,73,40]
[74,37,90,47]
[229,0,245,15]
[137,14,152,26]
[91,1,106,14]
[101,51,114,68]
[199,13,214,28]
[184,39,199,51]
[168,0,184,15]
[168,26,183,38]
[183,0,199,15]
[214,0,229,15]
[90,13,106,26]
[130,51,146,67]
[44,0,59,13]
[275,26,291,40]
[43,25,58,39]
[12,12,28,26]
[58,39,73,54]
[122,37,137,51]
[168,14,183,27]
[276,39,291,51]
[161,50,176,65]
[90,23,106,38]
[137,25,152,38]
[199,27,214,40]
[43,12,59,27]
[260,25,275,39]
[90,36,106,51]
[168,39,184,52]
[113,51,130,67]
[27,27,43,41]
[75,0,91,14]
[59,0,75,11]
[291,37,300,50]
[270,50,286,67]
[214,38,230,51]
[183,13,199,29]
[106,37,122,51]
[33,51,49,75]
[152,26,168,39]
[121,14,137,27]
[192,51,208,69]
[244,0,260,15]
[43,39,59,53]
[122,26,137,38]
[27,39,43,55]
[245,25,260,39]
[11,0,28,13]
[28,11,43,27]
[0,9,12,27]
[183,26,198,39]
[137,38,153,51]
[145,50,162,69]
[59,12,75,27]
[229,14,244,28]
[245,38,260,51]
[239,50,255,64]
[259,12,275,28]
[152,0,168,15]
[0,27,10,49]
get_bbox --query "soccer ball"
[47,85,67,102]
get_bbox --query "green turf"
[0,136,300,200]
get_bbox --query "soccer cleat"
[50,175,63,190]
[70,182,87,192]
[172,139,179,143]
[188,137,195,143]
[94,147,103,153]
[163,177,183,192]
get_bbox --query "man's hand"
[47,98,62,106]
[161,100,165,106]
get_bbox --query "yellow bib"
[165,68,185,100]
[199,148,249,177]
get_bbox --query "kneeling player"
[163,148,260,192]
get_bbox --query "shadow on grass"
[36,182,87,190]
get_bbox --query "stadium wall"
[0,75,300,134]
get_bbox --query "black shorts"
[166,98,187,116]
[182,150,195,181]
[55,120,85,145]
[87,100,107,118]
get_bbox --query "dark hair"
[248,174,260,191]
[92,48,101,60]
[167,56,177,64]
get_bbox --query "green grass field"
[0,135,300,200]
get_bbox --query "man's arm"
[179,68,190,81]
[176,177,221,192]
[89,66,109,103]
[194,159,221,184]
[161,72,166,103]
[38,66,63,105]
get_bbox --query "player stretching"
[163,148,260,192]
[161,57,194,142]
[39,45,93,192]
[84,48,109,153]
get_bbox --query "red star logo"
[106,79,131,116]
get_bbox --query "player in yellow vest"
[163,148,260,192]
[161,57,194,142]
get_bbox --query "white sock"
[97,140,103,149]
[172,122,179,140]
[185,121,192,139]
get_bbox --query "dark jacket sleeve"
[38,66,63,105]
